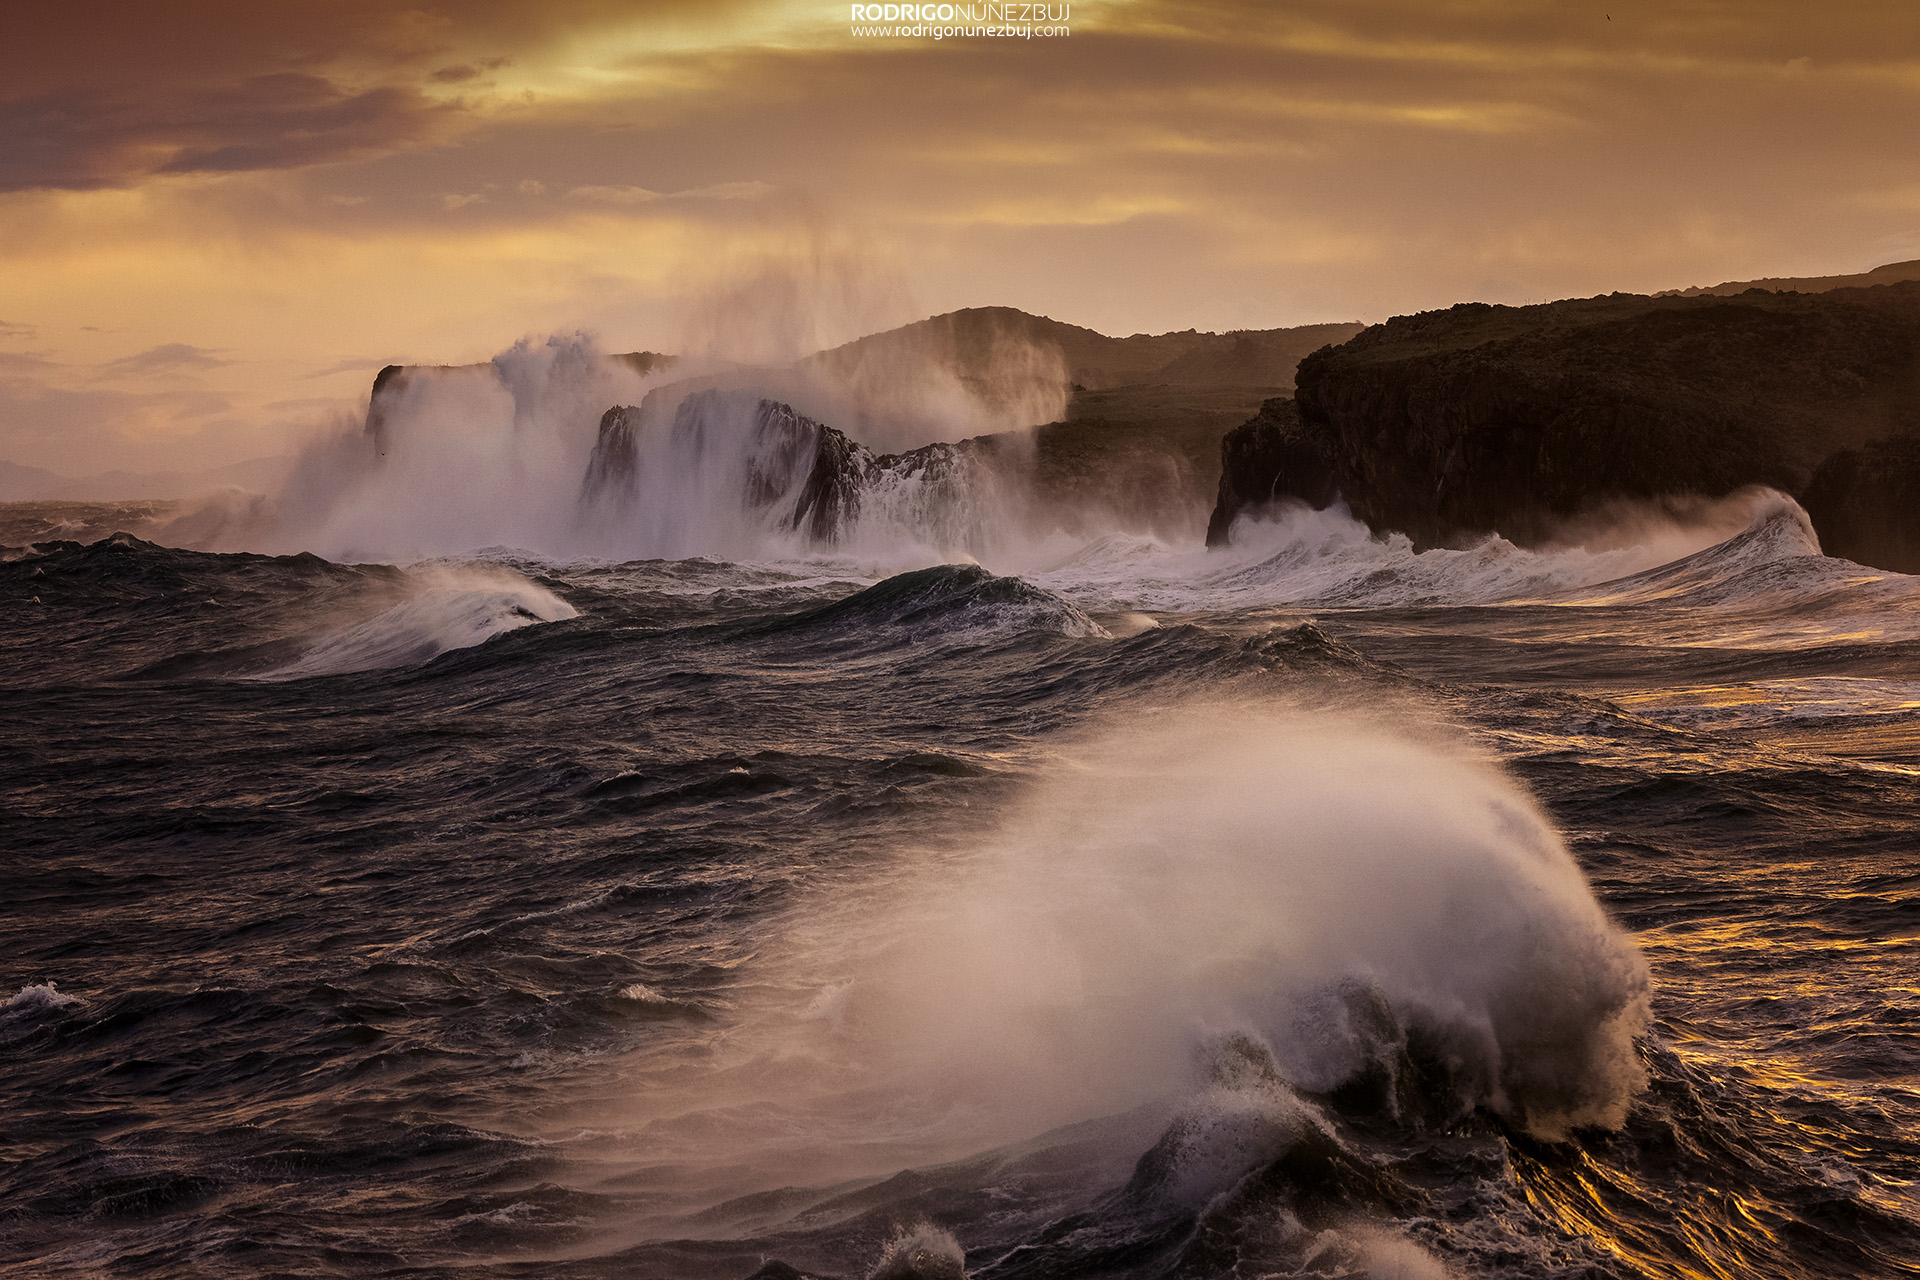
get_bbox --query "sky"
[4,0,1920,474]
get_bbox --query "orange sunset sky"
[4,0,1920,475]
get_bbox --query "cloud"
[561,182,768,205]
[0,75,457,192]
[674,180,776,201]
[9,0,1920,474]
[0,321,36,341]
[100,344,231,376]
[302,357,395,379]
[265,395,356,411]
[431,57,513,84]
[567,184,663,205]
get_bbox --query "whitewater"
[2,337,1918,1279]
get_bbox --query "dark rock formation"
[1800,435,1920,573]
[1209,283,1920,557]
[1204,398,1339,546]
[364,363,411,455]
[581,405,641,501]
[582,391,888,545]
[736,399,869,542]
[363,352,674,456]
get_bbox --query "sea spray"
[803,703,1650,1141]
[262,335,661,563]
[867,1225,967,1280]
[613,702,1650,1209]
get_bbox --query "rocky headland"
[1209,281,1920,570]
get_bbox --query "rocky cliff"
[1203,398,1336,546]
[1800,434,1920,574]
[1210,283,1920,565]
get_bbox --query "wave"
[1571,494,1875,604]
[98,325,1915,635]
[32,550,583,682]
[1,531,380,597]
[0,983,85,1046]
[581,388,1023,567]
[1028,492,1780,612]
[246,570,577,680]
[603,704,1649,1222]
[757,564,1108,644]
[1015,491,1920,653]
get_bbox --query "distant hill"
[0,460,66,502]
[0,455,293,502]
[1659,258,1920,298]
[805,306,1365,391]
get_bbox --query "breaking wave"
[759,563,1107,645]
[614,704,1650,1211]
[247,570,577,680]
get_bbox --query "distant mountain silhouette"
[0,456,293,502]
[1659,258,1920,298]
[806,306,1363,391]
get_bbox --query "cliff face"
[1204,398,1337,546]
[1216,284,1920,558]
[585,391,878,544]
[1800,435,1920,573]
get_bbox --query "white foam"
[867,1224,967,1280]
[1025,494,1777,613]
[253,566,576,680]
[0,982,84,1043]
[4,982,82,1013]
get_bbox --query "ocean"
[3,366,1919,1279]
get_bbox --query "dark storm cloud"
[0,0,759,191]
[0,76,454,192]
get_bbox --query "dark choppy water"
[3,498,1918,1280]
